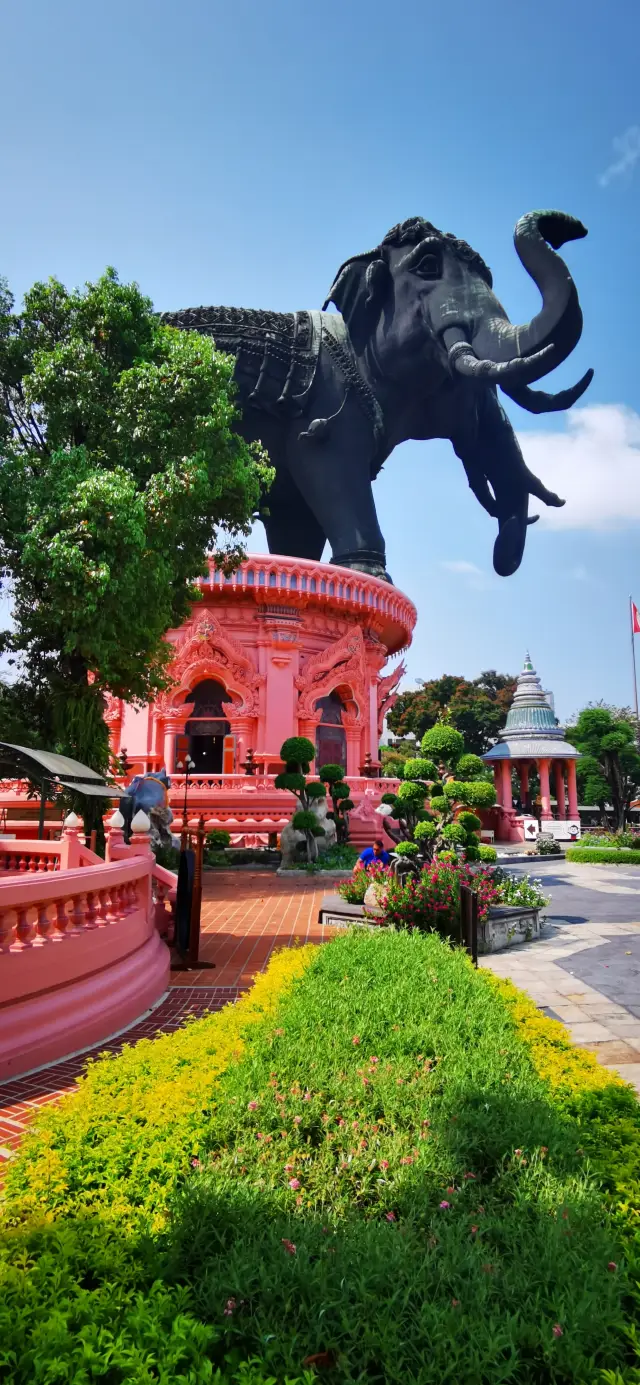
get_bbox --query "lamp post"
[176,754,195,841]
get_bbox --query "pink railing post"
[60,813,82,870]
[105,809,125,862]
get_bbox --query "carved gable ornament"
[295,626,367,719]
[166,613,264,716]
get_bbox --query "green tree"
[566,707,640,830]
[0,270,271,836]
[318,763,354,844]
[387,670,516,755]
[275,737,326,864]
[381,722,496,865]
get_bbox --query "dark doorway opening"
[185,680,230,774]
[315,690,347,772]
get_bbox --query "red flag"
[633,601,640,635]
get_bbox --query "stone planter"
[363,882,385,917]
[479,905,542,954]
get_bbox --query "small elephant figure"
[121,768,175,850]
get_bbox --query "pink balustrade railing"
[0,825,174,1082]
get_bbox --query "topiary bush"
[566,846,640,865]
[478,843,498,862]
[319,763,353,843]
[421,723,465,766]
[205,829,231,851]
[275,738,326,862]
[279,736,315,772]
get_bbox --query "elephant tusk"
[499,368,594,414]
[447,337,555,383]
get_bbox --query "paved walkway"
[481,859,640,1093]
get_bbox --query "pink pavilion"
[103,553,416,845]
[483,654,580,845]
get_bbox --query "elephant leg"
[262,467,327,560]
[287,431,389,580]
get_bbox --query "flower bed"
[340,859,549,940]
[1,931,638,1383]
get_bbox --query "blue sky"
[1,0,639,722]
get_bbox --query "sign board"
[519,816,539,841]
[541,819,581,842]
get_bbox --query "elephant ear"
[323,253,390,353]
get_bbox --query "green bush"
[305,781,327,799]
[413,819,438,843]
[456,811,482,833]
[441,822,467,845]
[566,846,640,865]
[396,780,426,806]
[460,780,497,809]
[154,844,179,870]
[205,829,231,850]
[393,840,419,858]
[204,849,228,868]
[436,848,457,862]
[274,771,307,794]
[455,753,486,780]
[402,757,437,782]
[318,763,344,784]
[279,736,315,770]
[478,843,498,862]
[421,723,465,764]
[292,809,324,836]
[2,932,637,1383]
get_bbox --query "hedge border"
[566,846,640,865]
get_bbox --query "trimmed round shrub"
[478,843,498,862]
[274,771,307,794]
[456,811,482,833]
[441,823,467,845]
[341,798,355,812]
[429,794,447,811]
[306,781,327,799]
[319,763,345,784]
[421,724,464,765]
[396,780,427,806]
[456,753,486,780]
[381,792,398,806]
[205,829,231,850]
[331,781,352,801]
[292,809,324,836]
[414,819,438,842]
[442,780,467,801]
[461,780,497,809]
[402,757,437,783]
[464,843,481,861]
[393,841,420,858]
[280,736,315,770]
[437,849,457,862]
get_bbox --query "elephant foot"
[331,550,393,583]
[493,510,528,577]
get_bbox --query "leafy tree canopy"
[387,670,516,755]
[0,270,272,789]
[566,706,640,829]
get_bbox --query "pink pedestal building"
[104,554,416,844]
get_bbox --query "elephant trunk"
[469,211,587,382]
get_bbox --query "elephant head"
[324,211,592,575]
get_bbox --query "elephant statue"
[279,796,338,868]
[160,210,591,580]
[121,768,177,851]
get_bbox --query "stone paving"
[481,858,640,1094]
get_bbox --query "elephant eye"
[413,253,441,279]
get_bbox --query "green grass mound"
[566,846,640,865]
[2,932,639,1384]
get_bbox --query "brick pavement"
[0,870,334,1168]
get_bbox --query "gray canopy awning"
[0,743,124,797]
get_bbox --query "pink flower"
[284,1162,294,1172]
[451,1298,460,1308]
[552,1324,563,1338]
[379,1159,389,1170]
[608,1261,618,1272]
[385,1211,396,1221]
[224,1297,237,1316]
[470,1225,478,1235]
[293,1114,302,1125]
[369,1056,379,1064]
[281,1238,296,1255]
[352,1036,361,1045]
[303,1091,312,1100]
[288,1178,301,1190]
[191,1158,201,1168]
[248,1101,258,1111]
[463,1172,476,1180]
[439,1201,450,1210]
[514,1148,523,1157]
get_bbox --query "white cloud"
[440,560,495,590]
[517,405,640,531]
[599,125,640,186]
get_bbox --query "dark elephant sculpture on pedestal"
[161,210,591,581]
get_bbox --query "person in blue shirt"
[358,838,390,867]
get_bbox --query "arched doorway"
[185,680,230,774]
[315,691,347,771]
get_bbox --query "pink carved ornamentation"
[295,626,368,720]
[377,660,406,734]
[164,611,265,716]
